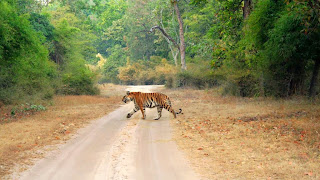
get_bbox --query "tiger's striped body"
[122,91,182,120]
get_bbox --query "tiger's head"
[122,91,134,103]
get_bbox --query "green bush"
[52,17,100,95]
[172,61,218,89]
[164,75,176,88]
[0,1,56,104]
[59,69,99,95]
[10,103,46,116]
[118,58,177,85]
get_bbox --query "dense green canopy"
[1,0,319,103]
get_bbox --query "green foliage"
[206,0,320,97]
[184,0,216,58]
[99,0,128,29]
[118,57,178,85]
[2,0,319,101]
[60,69,99,95]
[0,1,56,104]
[261,2,319,96]
[175,61,218,89]
[29,13,55,41]
[10,103,46,116]
[101,44,128,83]
[122,0,171,62]
[190,0,208,6]
[52,12,99,95]
[24,104,46,111]
[242,0,285,68]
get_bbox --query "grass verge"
[0,84,125,177]
[165,88,320,179]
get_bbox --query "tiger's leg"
[154,106,163,120]
[127,104,139,118]
[138,103,146,119]
[166,99,172,106]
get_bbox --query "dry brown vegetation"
[0,84,125,177]
[165,88,320,179]
[1,84,319,179]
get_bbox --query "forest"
[1,0,320,104]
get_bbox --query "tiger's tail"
[164,105,182,118]
[176,108,183,115]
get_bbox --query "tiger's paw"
[127,113,132,118]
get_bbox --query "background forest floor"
[0,84,125,177]
[1,85,320,179]
[164,88,320,180]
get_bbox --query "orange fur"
[122,91,182,120]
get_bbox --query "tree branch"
[149,26,180,50]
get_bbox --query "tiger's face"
[122,91,133,103]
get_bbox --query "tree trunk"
[173,0,187,70]
[309,59,320,98]
[243,0,252,19]
[168,42,179,66]
[160,9,178,66]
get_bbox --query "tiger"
[122,91,182,120]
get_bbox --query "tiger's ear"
[126,91,130,95]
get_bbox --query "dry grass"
[165,88,320,179]
[2,84,319,179]
[0,84,125,177]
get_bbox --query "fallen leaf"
[304,172,313,176]
[198,148,203,150]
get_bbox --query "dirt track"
[17,85,199,180]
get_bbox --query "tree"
[145,0,186,70]
[172,0,187,70]
[243,0,252,19]
[149,26,180,66]
[0,1,56,103]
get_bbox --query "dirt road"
[18,85,199,180]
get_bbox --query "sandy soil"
[12,85,199,180]
[164,88,320,180]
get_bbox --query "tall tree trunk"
[243,0,252,19]
[160,9,178,66]
[309,59,320,98]
[167,42,179,66]
[173,0,187,70]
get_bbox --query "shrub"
[10,103,47,116]
[52,17,100,95]
[59,69,99,95]
[173,61,218,89]
[0,1,56,104]
[118,58,178,85]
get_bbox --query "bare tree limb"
[149,26,180,50]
